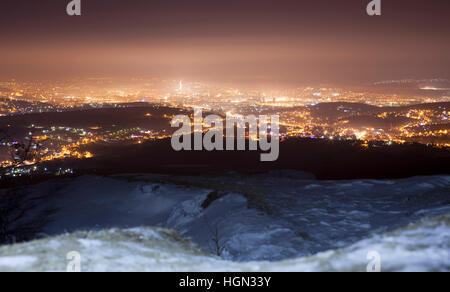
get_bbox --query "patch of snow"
[1,173,449,265]
[0,256,37,269]
[78,239,103,248]
[0,213,448,272]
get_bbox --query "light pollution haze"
[0,0,449,87]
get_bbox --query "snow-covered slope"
[0,172,449,271]
[0,213,448,272]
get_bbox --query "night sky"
[1,0,449,86]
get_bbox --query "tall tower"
[179,80,183,92]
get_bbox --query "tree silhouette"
[0,187,56,244]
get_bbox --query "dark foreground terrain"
[74,138,450,178]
